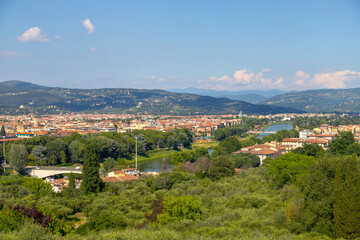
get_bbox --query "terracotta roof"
[250,149,277,155]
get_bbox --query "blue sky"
[0,0,360,91]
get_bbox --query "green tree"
[23,177,52,198]
[46,138,68,162]
[89,136,117,159]
[334,156,360,239]
[232,153,260,168]
[166,135,178,149]
[218,137,242,154]
[27,154,36,166]
[0,208,23,232]
[69,141,85,163]
[0,125,5,137]
[157,195,202,224]
[345,143,360,156]
[31,145,47,166]
[8,144,28,174]
[68,172,75,189]
[296,156,338,237]
[266,152,315,189]
[63,131,83,145]
[60,151,66,165]
[103,157,116,174]
[208,155,234,181]
[81,143,103,193]
[292,143,324,157]
[48,154,57,166]
[329,131,356,155]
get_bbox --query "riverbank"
[261,121,294,131]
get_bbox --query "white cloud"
[294,70,310,86]
[90,48,99,52]
[81,19,95,34]
[197,69,285,90]
[261,68,273,73]
[0,50,29,57]
[218,75,233,84]
[17,27,50,42]
[233,69,256,85]
[310,70,360,89]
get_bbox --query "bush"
[0,208,23,232]
[157,195,201,224]
[23,178,52,198]
[208,156,234,181]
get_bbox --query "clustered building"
[0,113,242,141]
[235,123,360,165]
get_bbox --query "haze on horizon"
[0,0,360,92]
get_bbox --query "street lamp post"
[2,136,5,173]
[135,136,138,170]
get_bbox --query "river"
[257,123,294,139]
[138,158,173,173]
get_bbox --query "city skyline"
[1,0,360,91]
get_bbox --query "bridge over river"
[25,167,82,179]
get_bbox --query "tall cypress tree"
[334,156,360,239]
[0,125,5,137]
[81,143,103,193]
[68,172,75,189]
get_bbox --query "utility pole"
[2,136,5,173]
[135,136,138,170]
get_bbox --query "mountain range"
[168,88,294,103]
[174,86,360,114]
[0,81,300,115]
[3,80,360,115]
[260,88,360,113]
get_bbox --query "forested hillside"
[261,88,360,113]
[0,80,300,115]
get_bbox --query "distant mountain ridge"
[0,80,301,115]
[168,88,296,103]
[260,88,360,113]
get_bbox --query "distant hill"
[260,88,360,113]
[0,80,301,115]
[217,93,267,103]
[168,88,294,103]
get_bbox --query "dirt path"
[74,213,87,228]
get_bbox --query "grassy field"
[128,141,220,164]
[128,147,192,164]
[192,141,219,149]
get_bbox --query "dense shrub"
[157,195,201,224]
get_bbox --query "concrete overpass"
[25,167,82,179]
